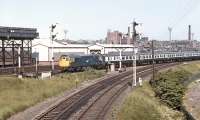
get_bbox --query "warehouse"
[32,38,134,64]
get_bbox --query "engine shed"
[32,39,134,64]
[0,26,39,67]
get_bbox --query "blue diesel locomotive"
[58,54,106,71]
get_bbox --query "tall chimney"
[128,26,130,37]
[188,25,191,40]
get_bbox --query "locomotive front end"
[58,55,72,70]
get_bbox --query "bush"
[150,70,191,110]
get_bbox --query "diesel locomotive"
[58,54,106,71]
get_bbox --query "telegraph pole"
[119,34,122,71]
[132,20,139,88]
[152,40,155,81]
[18,45,22,78]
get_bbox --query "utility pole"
[168,27,172,41]
[50,24,57,72]
[18,46,22,78]
[119,49,122,71]
[35,56,38,79]
[152,40,155,81]
[132,48,138,88]
[119,34,122,71]
[132,19,139,88]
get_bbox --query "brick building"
[106,30,122,44]
[106,26,134,44]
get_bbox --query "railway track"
[34,63,178,120]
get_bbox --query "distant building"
[141,37,149,41]
[32,38,134,64]
[106,26,135,45]
[106,30,123,44]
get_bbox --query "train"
[58,51,200,71]
[58,54,106,71]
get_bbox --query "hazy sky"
[1,0,200,40]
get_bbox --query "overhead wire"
[168,0,190,27]
[158,0,191,40]
[170,0,200,28]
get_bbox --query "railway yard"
[1,58,200,120]
[1,2,200,119]
[1,28,200,120]
[0,63,177,120]
[0,61,198,120]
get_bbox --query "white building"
[32,39,134,64]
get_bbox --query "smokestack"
[128,26,130,37]
[188,25,191,40]
[168,27,172,41]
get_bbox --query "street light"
[132,47,138,88]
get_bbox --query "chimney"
[128,26,130,37]
[188,25,191,40]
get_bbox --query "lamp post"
[132,47,138,88]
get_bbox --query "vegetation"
[0,69,105,120]
[150,61,200,111]
[118,61,200,120]
[118,82,184,120]
[150,70,191,110]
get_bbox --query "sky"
[0,0,200,40]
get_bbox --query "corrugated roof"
[33,39,135,48]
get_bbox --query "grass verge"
[149,61,200,119]
[0,69,105,120]
[118,61,200,120]
[118,82,184,120]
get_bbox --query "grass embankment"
[118,61,200,120]
[118,82,184,120]
[0,69,105,120]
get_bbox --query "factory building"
[106,26,134,45]
[32,39,134,64]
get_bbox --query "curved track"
[34,63,178,120]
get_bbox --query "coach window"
[128,56,130,59]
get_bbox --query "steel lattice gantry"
[0,26,39,67]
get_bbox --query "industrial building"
[32,39,134,64]
[0,26,39,67]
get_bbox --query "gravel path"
[184,80,200,120]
